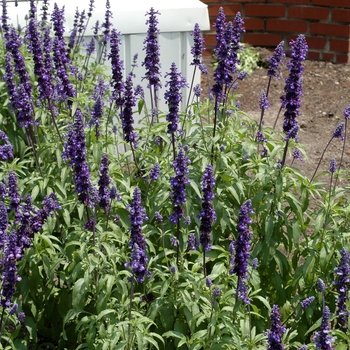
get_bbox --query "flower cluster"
[125,187,150,282]
[109,29,124,107]
[120,75,138,148]
[334,248,350,331]
[198,165,216,252]
[281,35,308,138]
[150,162,160,181]
[212,10,245,100]
[267,305,286,350]
[142,8,162,91]
[63,109,92,206]
[169,148,190,224]
[98,154,111,212]
[101,0,113,48]
[230,199,254,304]
[266,41,285,79]
[0,130,13,161]
[164,63,188,134]
[190,23,205,66]
[315,306,332,349]
[300,296,315,309]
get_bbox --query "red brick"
[333,9,350,23]
[244,33,283,46]
[306,36,327,49]
[330,38,350,52]
[245,18,265,31]
[267,19,308,33]
[209,5,242,19]
[203,49,213,57]
[245,4,285,17]
[336,53,350,63]
[268,0,310,3]
[312,0,350,8]
[323,52,335,61]
[310,23,350,38]
[203,34,217,47]
[307,51,321,60]
[289,6,329,20]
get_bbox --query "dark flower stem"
[273,105,283,130]
[26,128,43,177]
[334,118,347,188]
[127,276,135,350]
[281,139,290,167]
[310,137,333,182]
[258,77,272,131]
[176,220,180,268]
[211,98,219,162]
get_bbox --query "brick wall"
[201,0,350,63]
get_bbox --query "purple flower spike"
[198,165,216,252]
[206,277,213,287]
[259,90,270,111]
[125,187,149,283]
[334,248,350,332]
[300,296,315,309]
[212,11,245,100]
[267,41,285,79]
[150,162,160,181]
[333,122,345,140]
[98,154,111,212]
[88,0,95,18]
[120,75,138,148]
[282,35,308,137]
[190,23,205,66]
[154,211,163,223]
[7,171,21,213]
[292,149,303,162]
[230,199,254,304]
[26,15,53,101]
[213,286,221,298]
[101,0,113,48]
[317,278,326,292]
[109,29,124,107]
[315,306,332,349]
[164,62,188,134]
[29,193,61,234]
[187,233,197,250]
[329,158,336,174]
[169,148,190,224]
[343,104,350,120]
[267,305,286,350]
[63,109,92,206]
[0,130,13,161]
[142,8,162,91]
[128,187,148,248]
[0,230,22,308]
[193,84,201,98]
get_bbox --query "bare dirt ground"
[202,49,350,182]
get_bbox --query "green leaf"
[72,278,87,311]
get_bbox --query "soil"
[202,49,350,182]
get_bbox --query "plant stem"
[273,105,283,130]
[127,276,135,350]
[334,118,347,188]
[310,137,333,182]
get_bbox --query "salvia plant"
[0,1,348,349]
